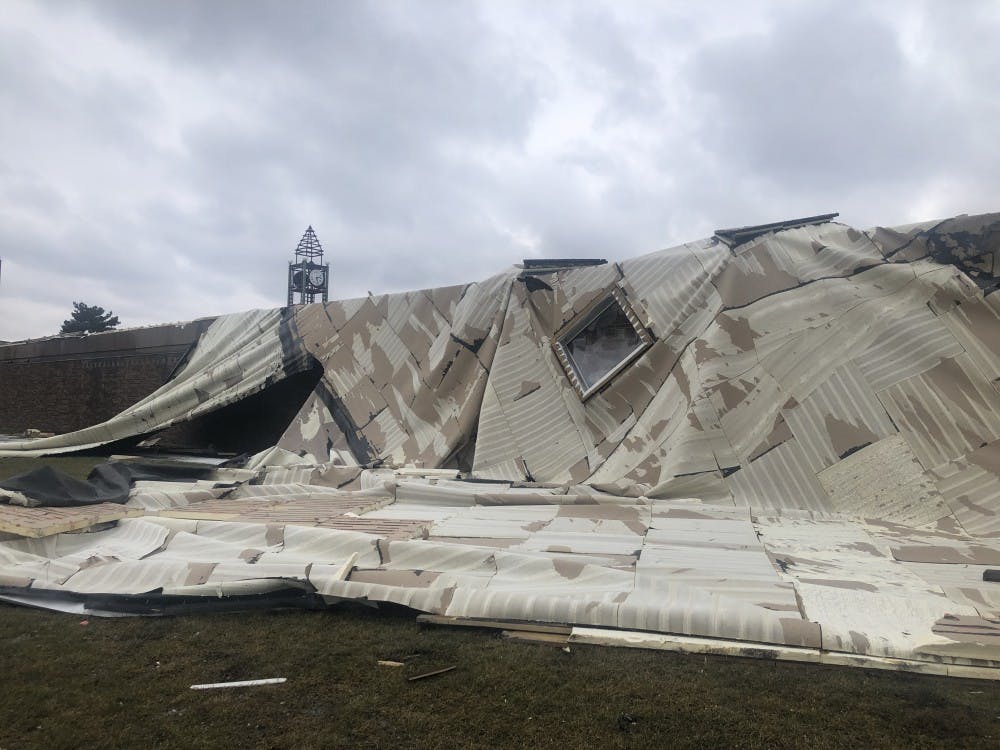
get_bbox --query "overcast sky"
[1,0,998,341]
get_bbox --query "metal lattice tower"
[287,226,330,305]
[294,226,324,262]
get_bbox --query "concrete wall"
[0,319,215,435]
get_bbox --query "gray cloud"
[689,5,944,184]
[1,0,998,341]
[682,1,1000,224]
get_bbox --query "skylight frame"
[552,287,654,401]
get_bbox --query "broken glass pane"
[561,298,646,393]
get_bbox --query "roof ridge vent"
[715,212,839,247]
[519,258,607,276]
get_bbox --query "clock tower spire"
[287,226,330,305]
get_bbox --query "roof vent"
[520,258,607,276]
[714,213,839,247]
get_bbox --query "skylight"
[553,289,653,400]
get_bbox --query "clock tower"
[287,226,330,305]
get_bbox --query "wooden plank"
[0,503,141,538]
[408,666,456,682]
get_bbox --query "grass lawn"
[1,459,998,748]
[1,602,997,749]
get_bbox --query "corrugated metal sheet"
[727,440,832,514]
[856,305,965,391]
[637,543,797,610]
[783,362,895,473]
[932,439,1000,536]
[877,354,1000,471]
[742,223,883,283]
[620,240,724,342]
[549,262,623,331]
[473,288,589,482]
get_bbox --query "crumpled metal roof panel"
[2,211,1000,676]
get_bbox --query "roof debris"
[1,211,999,679]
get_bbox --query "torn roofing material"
[1,211,1000,677]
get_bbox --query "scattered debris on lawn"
[408,666,457,682]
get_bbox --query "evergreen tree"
[60,302,121,334]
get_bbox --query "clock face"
[308,268,325,287]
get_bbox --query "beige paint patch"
[932,614,1000,645]
[823,415,878,459]
[797,578,878,592]
[184,562,217,586]
[513,381,542,401]
[749,414,794,462]
[552,558,587,580]
[715,314,761,352]
[349,569,442,588]
[969,440,1000,477]
[891,544,1000,565]
[713,245,803,309]
[712,378,756,411]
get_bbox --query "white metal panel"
[932,440,1000,536]
[855,305,965,391]
[941,295,1000,381]
[877,354,1000,471]
[59,559,194,594]
[727,440,832,514]
[617,583,810,646]
[620,242,722,341]
[795,582,978,659]
[782,362,896,473]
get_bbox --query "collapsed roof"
[1,211,999,677]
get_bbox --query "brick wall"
[0,319,215,435]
